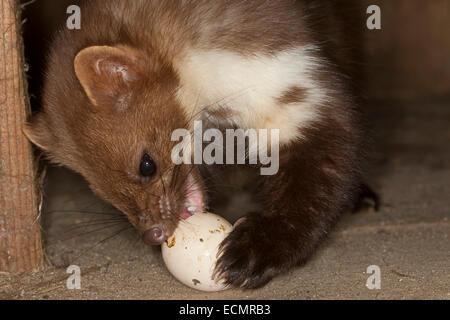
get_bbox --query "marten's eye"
[139,153,156,178]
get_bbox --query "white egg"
[161,212,233,292]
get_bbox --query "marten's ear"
[74,46,144,110]
[23,114,54,151]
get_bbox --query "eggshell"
[161,212,233,292]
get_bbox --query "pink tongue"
[180,208,193,220]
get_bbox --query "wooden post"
[0,0,43,272]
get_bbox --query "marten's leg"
[214,118,363,289]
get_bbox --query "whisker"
[55,221,130,242]
[69,226,133,264]
[45,209,122,216]
[64,218,129,232]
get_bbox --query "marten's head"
[25,44,205,245]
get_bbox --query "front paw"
[214,215,289,289]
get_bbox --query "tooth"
[187,206,196,213]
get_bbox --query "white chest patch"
[174,46,328,145]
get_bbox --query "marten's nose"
[143,226,166,245]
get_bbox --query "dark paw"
[214,215,287,289]
[353,183,380,214]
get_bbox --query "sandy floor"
[0,98,449,299]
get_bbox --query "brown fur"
[25,0,367,289]
[278,86,309,105]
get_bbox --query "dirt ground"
[0,98,449,300]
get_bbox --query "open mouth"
[181,174,205,220]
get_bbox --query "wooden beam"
[0,0,43,272]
